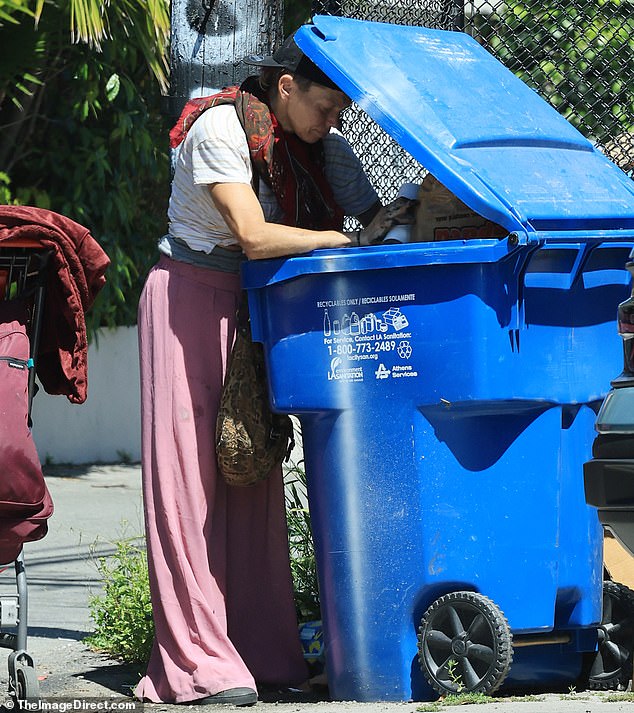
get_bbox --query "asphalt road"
[1,464,634,712]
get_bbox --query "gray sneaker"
[191,688,258,706]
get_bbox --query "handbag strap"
[236,292,250,331]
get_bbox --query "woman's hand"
[359,196,418,245]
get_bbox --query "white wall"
[32,326,142,465]
[30,325,305,468]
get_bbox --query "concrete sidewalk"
[1,464,634,712]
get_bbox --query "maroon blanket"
[0,206,110,404]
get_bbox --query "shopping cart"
[0,238,55,704]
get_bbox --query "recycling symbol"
[397,341,412,359]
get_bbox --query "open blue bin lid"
[294,16,634,239]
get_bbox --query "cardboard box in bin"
[414,174,507,242]
[604,531,634,590]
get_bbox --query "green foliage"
[475,0,634,145]
[446,659,465,693]
[416,692,493,710]
[285,458,320,622]
[284,0,312,35]
[0,0,170,331]
[606,692,634,702]
[86,538,155,664]
[0,171,14,204]
[0,0,38,26]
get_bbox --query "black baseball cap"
[243,33,341,92]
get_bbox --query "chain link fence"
[311,0,633,211]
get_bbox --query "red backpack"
[0,300,53,565]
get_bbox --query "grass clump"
[606,692,634,702]
[417,692,545,710]
[417,692,490,710]
[86,538,154,664]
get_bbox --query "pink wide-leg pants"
[135,256,307,703]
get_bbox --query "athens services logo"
[375,363,391,380]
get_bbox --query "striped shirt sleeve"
[323,129,379,218]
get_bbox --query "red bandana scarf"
[169,77,344,231]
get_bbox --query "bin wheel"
[417,591,513,697]
[586,581,634,690]
[15,664,39,702]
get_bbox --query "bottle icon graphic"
[323,309,331,336]
[350,312,360,335]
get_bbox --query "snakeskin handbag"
[216,303,294,487]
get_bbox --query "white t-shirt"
[168,104,378,253]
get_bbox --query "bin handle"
[582,268,631,289]
[523,241,634,290]
[581,242,633,289]
[522,243,584,290]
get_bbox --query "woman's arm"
[210,182,357,259]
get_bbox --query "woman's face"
[277,75,351,143]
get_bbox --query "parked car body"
[582,254,634,690]
[585,255,634,556]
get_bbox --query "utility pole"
[167,0,284,123]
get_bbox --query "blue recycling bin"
[242,17,634,702]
